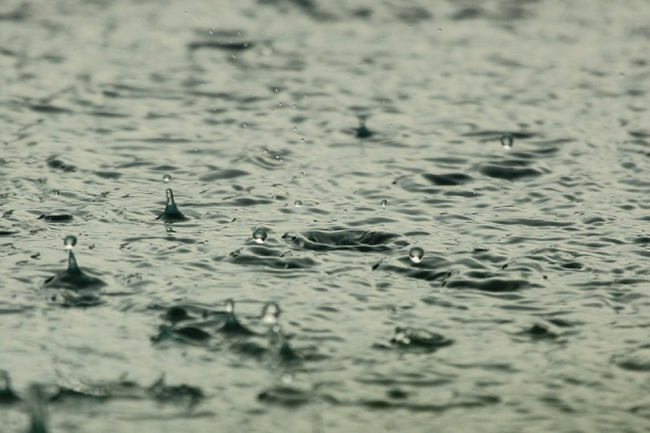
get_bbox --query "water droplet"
[63,235,77,250]
[163,174,172,183]
[381,199,388,207]
[208,28,213,35]
[294,200,303,207]
[261,302,281,324]
[242,123,248,128]
[52,190,60,196]
[409,246,424,264]
[299,171,305,176]
[252,227,268,244]
[225,299,235,314]
[293,127,297,131]
[500,134,514,150]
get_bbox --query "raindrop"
[63,235,77,250]
[500,133,514,150]
[299,171,305,176]
[52,190,60,196]
[242,123,248,128]
[225,299,235,314]
[252,227,268,244]
[381,199,388,207]
[409,246,424,264]
[294,200,303,207]
[261,302,281,324]
[163,174,172,183]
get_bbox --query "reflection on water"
[2,0,650,431]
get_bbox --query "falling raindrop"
[163,174,172,183]
[409,246,424,264]
[500,134,514,150]
[252,227,268,244]
[63,235,77,250]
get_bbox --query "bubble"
[252,227,268,244]
[409,246,424,264]
[381,199,388,207]
[261,302,281,324]
[294,200,303,207]
[163,174,172,183]
[63,235,77,250]
[500,134,514,150]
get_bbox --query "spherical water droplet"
[299,171,305,176]
[225,299,235,314]
[501,134,514,150]
[252,227,268,244]
[381,199,388,207]
[163,174,172,183]
[294,200,303,207]
[409,246,424,264]
[261,302,281,324]
[64,235,77,250]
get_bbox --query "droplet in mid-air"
[409,246,425,264]
[500,133,514,150]
[381,199,388,207]
[261,302,281,325]
[157,189,187,222]
[294,200,303,207]
[252,227,268,244]
[63,235,77,250]
[163,174,172,183]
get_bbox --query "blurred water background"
[2,0,650,431]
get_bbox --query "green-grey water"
[2,0,650,431]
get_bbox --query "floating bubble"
[294,200,303,207]
[261,302,281,325]
[500,133,514,150]
[63,235,77,250]
[163,174,172,183]
[409,246,424,264]
[252,227,268,244]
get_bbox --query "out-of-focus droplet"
[299,171,305,176]
[163,174,172,183]
[500,133,514,150]
[261,302,281,324]
[252,227,268,244]
[409,246,424,264]
[294,200,303,207]
[381,199,388,207]
[225,299,235,314]
[52,190,60,196]
[64,235,77,250]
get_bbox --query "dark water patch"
[220,196,275,207]
[94,171,122,179]
[258,385,311,407]
[451,6,486,20]
[30,104,72,114]
[284,229,401,253]
[258,0,337,21]
[38,214,73,223]
[188,41,254,51]
[199,169,250,181]
[491,218,574,228]
[393,5,432,23]
[613,349,650,372]
[445,277,535,292]
[479,163,544,181]
[46,158,76,172]
[518,324,558,340]
[423,173,473,186]
[0,3,29,21]
[0,229,19,236]
[376,327,453,353]
[0,371,20,405]
[226,250,318,270]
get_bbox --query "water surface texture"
[2,0,650,431]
